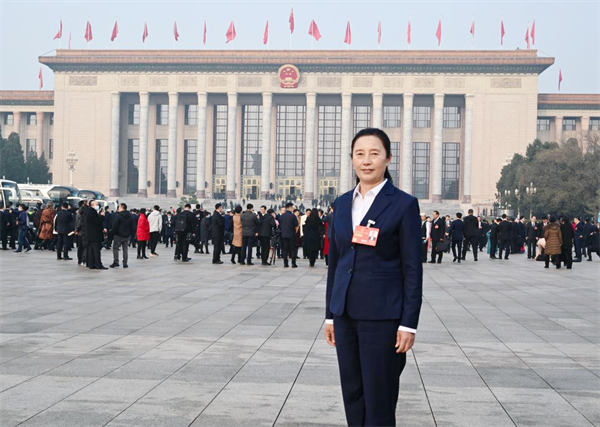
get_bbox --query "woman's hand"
[324,323,336,347]
[395,330,415,353]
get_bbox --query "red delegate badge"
[352,220,379,246]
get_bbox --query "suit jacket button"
[347,269,353,274]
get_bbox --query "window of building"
[242,105,262,176]
[26,139,36,154]
[388,141,401,184]
[413,106,431,128]
[563,118,576,131]
[213,105,228,176]
[155,139,168,194]
[49,113,54,125]
[537,118,551,131]
[276,105,306,177]
[4,113,14,125]
[156,104,169,125]
[127,139,139,194]
[128,104,140,125]
[353,106,371,133]
[184,139,198,194]
[589,118,600,131]
[443,107,461,128]
[49,139,53,159]
[412,142,430,199]
[442,143,460,200]
[383,106,401,128]
[27,114,37,126]
[185,104,198,126]
[318,105,341,177]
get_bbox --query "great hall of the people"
[1,49,599,207]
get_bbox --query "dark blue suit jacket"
[448,219,464,241]
[280,211,298,239]
[325,180,423,329]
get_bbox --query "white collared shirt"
[325,178,417,334]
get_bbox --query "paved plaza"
[0,248,598,427]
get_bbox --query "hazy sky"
[1,0,598,93]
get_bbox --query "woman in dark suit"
[303,208,322,267]
[324,128,423,426]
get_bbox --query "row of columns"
[108,91,474,204]
[9,112,46,157]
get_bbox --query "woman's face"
[351,135,390,186]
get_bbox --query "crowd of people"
[421,209,600,268]
[1,200,599,271]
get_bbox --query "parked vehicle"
[19,189,51,208]
[19,184,81,207]
[0,179,21,206]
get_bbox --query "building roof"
[0,91,54,106]
[39,49,555,74]
[538,94,600,111]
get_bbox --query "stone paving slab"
[0,248,598,427]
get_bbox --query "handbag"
[437,237,450,252]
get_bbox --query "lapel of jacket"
[336,191,354,242]
[359,180,393,228]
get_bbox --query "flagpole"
[267,16,270,51]
[116,16,119,50]
[471,15,474,50]
[408,16,411,50]
[204,17,207,50]
[347,16,350,51]
[144,16,147,50]
[173,16,176,50]
[532,15,536,48]
[501,16,504,50]
[87,16,90,50]
[58,16,62,50]
[311,17,314,50]
[69,23,71,50]
[439,16,441,50]
[378,16,381,50]
[231,16,234,50]
[289,4,293,50]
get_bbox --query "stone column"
[166,92,179,198]
[555,116,563,143]
[195,92,208,199]
[401,93,414,193]
[137,92,150,197]
[581,116,590,146]
[372,93,383,129]
[109,92,120,197]
[304,93,317,201]
[462,94,474,204]
[431,94,445,203]
[225,92,238,199]
[340,93,353,194]
[260,92,273,198]
[35,112,44,155]
[13,112,21,140]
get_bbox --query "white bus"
[0,179,21,208]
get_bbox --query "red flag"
[174,19,179,41]
[344,21,351,45]
[226,20,236,43]
[470,19,475,37]
[203,19,207,45]
[558,68,563,91]
[263,19,269,45]
[85,20,93,42]
[501,19,505,46]
[531,18,536,46]
[436,19,442,46]
[111,20,118,42]
[39,67,43,90]
[309,19,321,41]
[53,19,62,40]
[143,21,149,43]
[407,20,411,45]
[289,7,294,33]
[525,24,530,49]
[377,19,381,46]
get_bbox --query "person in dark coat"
[211,204,225,264]
[240,204,259,265]
[110,203,134,268]
[258,205,275,266]
[200,211,212,254]
[489,218,500,259]
[163,211,176,248]
[303,209,322,267]
[498,215,513,260]
[174,204,195,262]
[55,202,74,260]
[544,217,563,268]
[280,202,299,268]
[102,207,113,249]
[589,223,600,260]
[526,215,541,259]
[85,201,107,269]
[573,217,584,262]
[0,202,10,250]
[448,212,465,263]
[559,216,574,269]
[583,218,595,261]
[429,210,446,264]
[461,209,479,261]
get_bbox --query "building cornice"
[0,91,54,106]
[39,49,555,75]
[537,94,600,111]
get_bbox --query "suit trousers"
[430,241,443,262]
[282,237,297,266]
[175,232,189,260]
[561,247,573,268]
[259,236,271,264]
[527,239,537,258]
[241,236,256,264]
[420,240,428,262]
[112,235,129,264]
[334,312,406,427]
[451,240,463,260]
[490,238,498,258]
[213,237,223,262]
[499,240,511,259]
[462,236,479,260]
[56,233,69,259]
[149,231,160,254]
[574,239,583,260]
[87,242,102,268]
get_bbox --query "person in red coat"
[137,208,150,259]
[323,221,330,266]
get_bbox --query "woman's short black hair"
[350,128,393,184]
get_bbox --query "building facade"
[1,50,599,206]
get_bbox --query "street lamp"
[514,189,519,217]
[65,149,78,186]
[526,183,537,218]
